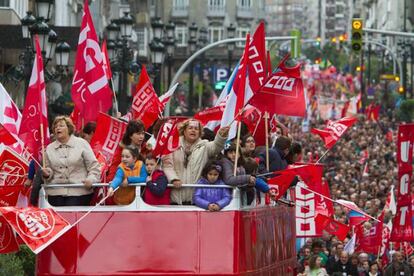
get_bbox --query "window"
[136,27,148,57]
[208,0,225,9]
[208,26,224,43]
[0,0,10,7]
[175,26,188,47]
[173,0,189,8]
[238,0,251,8]
[236,27,250,47]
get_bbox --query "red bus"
[36,184,296,275]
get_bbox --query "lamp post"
[227,23,236,73]
[150,17,165,96]
[188,22,198,115]
[165,21,176,89]
[19,0,60,92]
[105,12,136,114]
[198,27,208,109]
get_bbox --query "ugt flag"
[71,0,113,124]
[0,207,71,254]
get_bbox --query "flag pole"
[110,78,119,115]
[297,183,380,222]
[38,103,46,169]
[233,120,242,176]
[316,149,330,164]
[264,111,270,171]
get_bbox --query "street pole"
[188,61,194,115]
[228,50,232,74]
[361,49,366,109]
[154,65,161,95]
[367,44,371,87]
[119,39,129,114]
[167,56,173,92]
[403,46,407,99]
[411,44,413,98]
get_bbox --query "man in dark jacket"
[331,251,358,276]
[384,252,411,276]
[258,135,291,174]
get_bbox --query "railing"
[39,183,274,212]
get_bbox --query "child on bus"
[143,154,170,205]
[193,162,232,211]
[108,146,147,205]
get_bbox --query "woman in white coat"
[162,119,229,205]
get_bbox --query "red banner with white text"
[391,124,414,242]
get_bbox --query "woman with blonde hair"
[42,116,101,206]
[162,119,229,205]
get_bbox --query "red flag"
[355,214,383,254]
[0,207,71,254]
[267,171,296,201]
[194,103,225,125]
[90,113,127,164]
[70,106,83,131]
[71,0,113,124]
[311,117,357,149]
[129,65,163,129]
[18,35,50,161]
[341,101,350,118]
[366,104,380,121]
[101,39,112,80]
[152,118,186,158]
[0,124,17,145]
[315,214,349,241]
[316,179,334,217]
[0,148,29,187]
[249,55,305,117]
[0,215,19,253]
[0,186,24,207]
[391,124,414,242]
[0,83,22,153]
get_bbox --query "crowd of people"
[24,104,414,275]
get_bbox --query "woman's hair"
[201,161,223,179]
[241,134,255,147]
[82,121,96,135]
[273,135,292,151]
[52,116,75,136]
[178,119,202,136]
[122,120,145,145]
[286,141,303,164]
[308,255,320,270]
[122,145,141,160]
[244,157,258,175]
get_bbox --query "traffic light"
[399,86,404,93]
[351,18,363,53]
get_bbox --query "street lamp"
[165,21,176,89]
[149,38,165,95]
[149,17,165,96]
[35,0,54,21]
[197,27,208,109]
[106,14,137,114]
[21,12,36,39]
[55,41,71,67]
[188,22,198,114]
[227,23,236,73]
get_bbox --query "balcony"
[236,6,253,19]
[207,5,226,18]
[171,5,189,18]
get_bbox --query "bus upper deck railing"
[39,183,272,212]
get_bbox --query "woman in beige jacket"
[42,116,101,206]
[162,119,229,205]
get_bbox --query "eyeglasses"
[246,139,255,143]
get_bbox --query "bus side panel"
[238,206,296,275]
